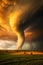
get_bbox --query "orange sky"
[0,28,43,42]
[0,0,43,51]
[0,0,43,41]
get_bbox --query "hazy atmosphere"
[0,0,43,50]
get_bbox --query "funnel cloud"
[0,0,43,50]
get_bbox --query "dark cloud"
[22,6,43,30]
[0,0,43,50]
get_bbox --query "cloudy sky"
[0,0,43,50]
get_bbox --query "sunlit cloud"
[0,39,38,50]
[0,40,17,50]
[0,40,31,50]
[0,0,43,50]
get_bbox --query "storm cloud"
[0,0,43,50]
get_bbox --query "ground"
[0,51,43,65]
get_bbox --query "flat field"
[0,51,43,65]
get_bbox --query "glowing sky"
[0,40,26,50]
[0,39,37,50]
[0,0,43,50]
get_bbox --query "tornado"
[0,0,43,50]
[9,0,43,50]
[9,5,28,50]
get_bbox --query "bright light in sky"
[0,40,17,50]
[0,40,37,50]
[0,40,32,50]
